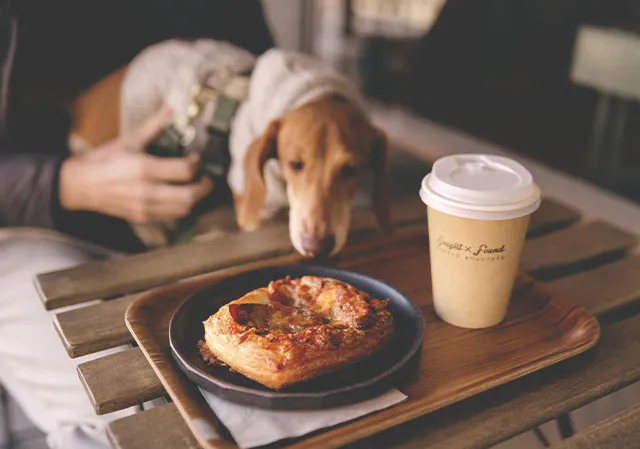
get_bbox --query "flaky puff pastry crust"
[200,276,394,390]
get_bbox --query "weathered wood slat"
[545,254,640,316]
[35,199,425,311]
[36,197,577,311]
[103,314,640,449]
[521,221,637,278]
[107,403,201,449]
[347,313,640,449]
[527,198,580,237]
[549,403,640,449]
[77,348,164,415]
[54,294,139,357]
[35,225,294,311]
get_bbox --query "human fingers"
[126,177,213,223]
[136,152,201,183]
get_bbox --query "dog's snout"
[301,233,335,258]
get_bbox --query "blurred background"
[263,0,640,202]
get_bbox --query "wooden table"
[35,140,640,448]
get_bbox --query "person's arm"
[0,149,148,252]
[0,151,62,228]
[0,5,71,232]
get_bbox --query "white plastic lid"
[419,154,541,220]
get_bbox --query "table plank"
[545,254,640,316]
[347,313,640,449]
[107,402,201,449]
[104,314,640,449]
[549,403,640,449]
[527,198,580,237]
[54,294,139,357]
[77,347,164,415]
[35,199,426,311]
[36,197,577,311]
[521,221,637,278]
[36,225,294,311]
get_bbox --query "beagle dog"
[68,40,391,257]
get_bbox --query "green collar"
[145,68,253,245]
[196,68,252,134]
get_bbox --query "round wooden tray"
[169,264,424,410]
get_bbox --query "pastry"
[199,276,394,390]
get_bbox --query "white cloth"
[228,48,370,219]
[120,39,256,137]
[199,387,407,449]
[0,229,132,449]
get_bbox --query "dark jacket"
[0,0,274,251]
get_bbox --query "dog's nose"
[301,233,335,257]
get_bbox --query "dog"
[68,39,391,257]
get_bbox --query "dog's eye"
[340,164,358,178]
[289,161,304,172]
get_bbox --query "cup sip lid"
[419,154,541,220]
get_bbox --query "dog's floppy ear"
[236,119,280,231]
[370,128,393,234]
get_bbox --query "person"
[0,1,274,447]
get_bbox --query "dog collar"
[145,68,253,245]
[192,68,252,179]
[195,68,252,134]
[147,68,252,177]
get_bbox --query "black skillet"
[169,264,424,410]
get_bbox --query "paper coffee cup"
[419,154,541,329]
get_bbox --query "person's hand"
[59,106,213,223]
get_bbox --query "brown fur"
[68,67,127,151]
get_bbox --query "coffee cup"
[419,154,541,329]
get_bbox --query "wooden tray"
[125,227,600,449]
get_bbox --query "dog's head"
[237,95,392,257]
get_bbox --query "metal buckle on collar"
[144,68,251,245]
[146,69,249,160]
